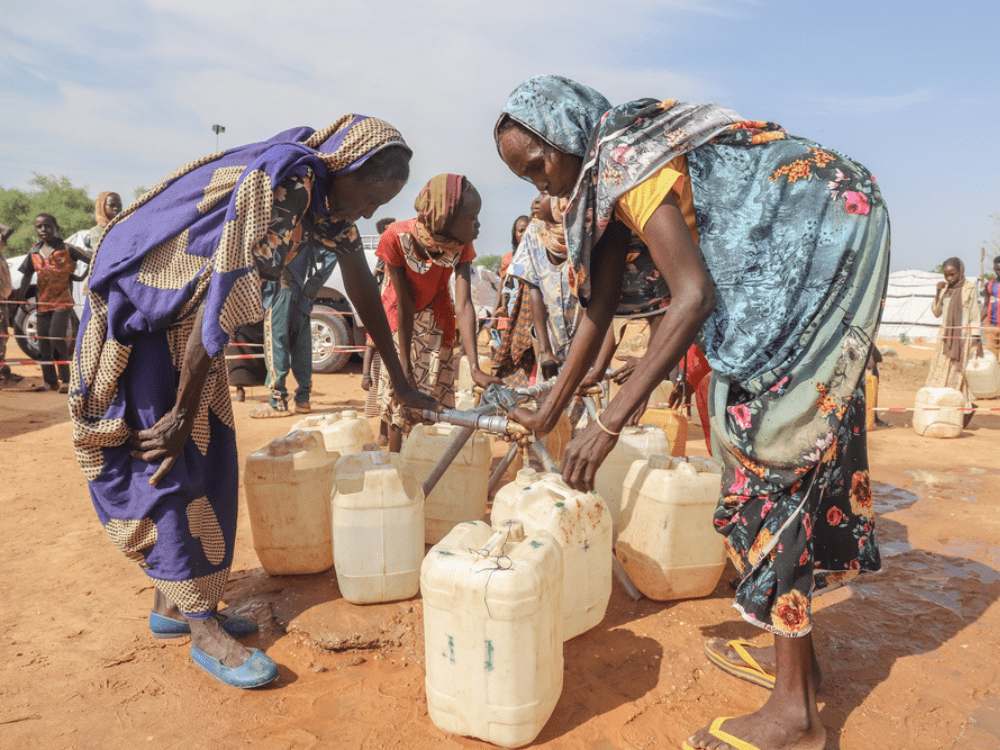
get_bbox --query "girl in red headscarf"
[376,173,502,451]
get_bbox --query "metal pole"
[421,425,475,499]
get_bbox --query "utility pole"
[212,124,226,152]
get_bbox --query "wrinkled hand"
[611,355,642,385]
[130,409,194,486]
[559,421,619,492]
[471,367,503,390]
[538,352,562,382]
[578,367,603,393]
[667,384,684,409]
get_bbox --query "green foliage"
[931,263,943,274]
[472,254,502,275]
[0,174,95,257]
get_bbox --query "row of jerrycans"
[421,455,726,748]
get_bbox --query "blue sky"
[2,0,998,274]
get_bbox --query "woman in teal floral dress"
[496,75,889,750]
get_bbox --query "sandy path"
[1,345,999,749]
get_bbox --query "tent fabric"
[877,269,977,343]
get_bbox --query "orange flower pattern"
[772,590,811,635]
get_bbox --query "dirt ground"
[1,341,999,750]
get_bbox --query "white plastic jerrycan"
[244,430,338,575]
[913,386,965,438]
[290,409,374,457]
[456,354,494,392]
[594,424,672,539]
[400,423,492,544]
[332,451,424,604]
[616,455,725,600]
[421,520,563,748]
[491,468,612,640]
[966,350,1000,399]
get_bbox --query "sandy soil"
[1,341,999,750]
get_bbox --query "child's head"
[375,217,396,235]
[34,214,60,243]
[993,255,1000,277]
[511,215,530,249]
[444,179,482,247]
[531,192,554,223]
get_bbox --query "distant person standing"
[981,255,1000,359]
[926,257,982,401]
[0,222,38,390]
[14,214,91,392]
[88,192,123,250]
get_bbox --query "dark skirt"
[226,322,266,388]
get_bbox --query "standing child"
[981,255,1000,359]
[14,214,91,392]
[377,174,501,451]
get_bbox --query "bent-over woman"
[71,116,439,689]
[495,75,889,750]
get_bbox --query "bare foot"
[705,638,823,691]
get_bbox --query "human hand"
[471,367,503,390]
[667,384,683,409]
[611,355,642,385]
[538,352,562,382]
[559,420,619,492]
[130,409,195,486]
[976,340,984,358]
[360,375,372,391]
[396,385,441,414]
[937,281,947,292]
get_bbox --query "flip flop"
[704,639,776,690]
[682,717,763,750]
[249,404,292,419]
[149,610,259,640]
[190,646,279,689]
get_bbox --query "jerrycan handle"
[477,521,525,558]
[269,430,322,457]
[647,454,675,471]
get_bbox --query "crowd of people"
[0,73,996,750]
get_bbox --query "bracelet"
[361,375,372,380]
[594,413,621,436]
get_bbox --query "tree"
[473,254,502,276]
[0,174,95,257]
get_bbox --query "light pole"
[212,124,226,151]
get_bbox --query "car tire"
[10,302,44,361]
[311,305,351,374]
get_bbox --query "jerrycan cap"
[515,467,538,487]
[269,430,321,457]
[498,519,526,542]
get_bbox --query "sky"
[2,0,999,274]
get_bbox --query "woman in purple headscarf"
[71,115,439,688]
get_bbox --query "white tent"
[876,269,978,343]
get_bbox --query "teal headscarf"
[493,74,611,159]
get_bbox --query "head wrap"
[86,114,409,358]
[941,257,966,361]
[494,75,611,158]
[94,191,121,228]
[411,173,470,259]
[495,75,740,302]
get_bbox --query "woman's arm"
[454,261,502,388]
[339,250,439,412]
[559,194,715,492]
[510,221,631,434]
[527,284,561,380]
[130,304,213,486]
[386,262,416,382]
[14,254,34,301]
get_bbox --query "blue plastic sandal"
[149,610,259,640]
[190,646,279,689]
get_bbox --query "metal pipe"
[421,425,475,498]
[488,443,520,495]
[613,556,644,601]
[530,441,559,473]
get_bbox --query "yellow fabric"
[615,155,699,246]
